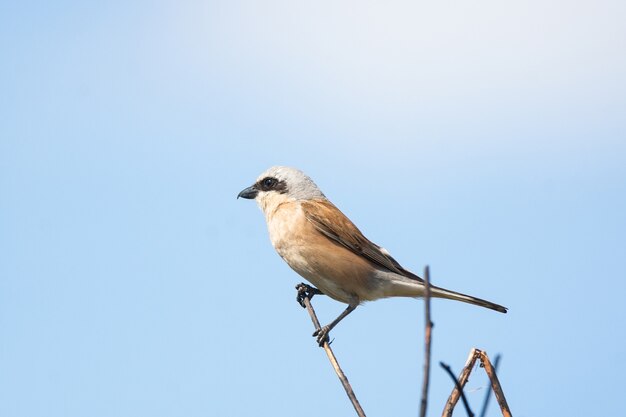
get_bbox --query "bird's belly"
[272,238,370,304]
[278,246,355,303]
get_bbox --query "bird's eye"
[262,177,277,189]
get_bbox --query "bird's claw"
[312,325,331,346]
[295,283,316,308]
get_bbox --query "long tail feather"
[429,285,508,313]
[376,270,508,313]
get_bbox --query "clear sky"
[2,1,625,416]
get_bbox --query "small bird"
[238,166,507,345]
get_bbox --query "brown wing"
[301,199,424,283]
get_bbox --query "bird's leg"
[313,303,358,346]
[295,283,324,308]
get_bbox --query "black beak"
[237,185,258,199]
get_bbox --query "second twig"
[419,265,433,417]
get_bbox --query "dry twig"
[296,284,367,417]
[419,265,433,417]
[442,348,481,417]
[441,348,512,417]
[440,362,475,417]
[479,351,511,417]
[479,354,501,417]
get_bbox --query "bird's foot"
[295,283,318,308]
[312,325,331,347]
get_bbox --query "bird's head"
[238,166,325,215]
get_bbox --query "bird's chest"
[266,204,318,274]
[267,205,305,258]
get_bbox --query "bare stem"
[441,348,480,417]
[440,362,475,417]
[478,351,511,417]
[442,349,512,417]
[479,354,501,417]
[419,265,433,417]
[296,284,367,417]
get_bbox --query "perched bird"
[238,166,507,345]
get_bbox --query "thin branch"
[478,351,511,417]
[440,362,475,417]
[296,284,367,417]
[441,348,480,417]
[419,265,433,417]
[479,354,501,417]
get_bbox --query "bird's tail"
[376,271,508,313]
[428,285,508,314]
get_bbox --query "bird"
[238,166,507,345]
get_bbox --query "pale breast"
[267,202,303,254]
[267,202,314,276]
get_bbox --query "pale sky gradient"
[2,1,625,416]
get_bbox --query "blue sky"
[1,1,625,416]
